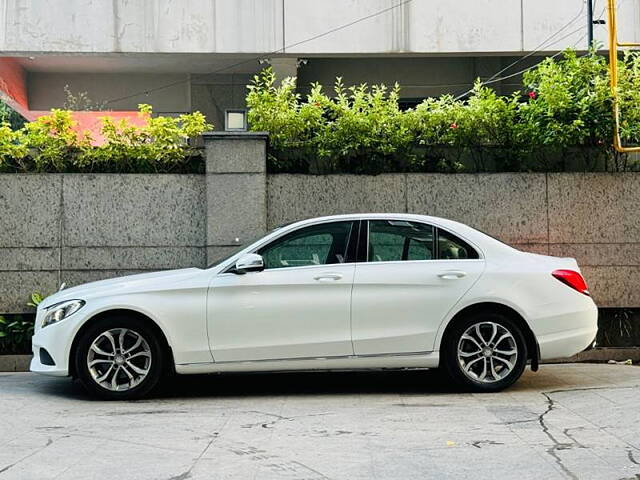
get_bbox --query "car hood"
[40,268,204,308]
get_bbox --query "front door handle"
[314,273,343,281]
[437,270,467,280]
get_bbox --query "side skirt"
[175,352,440,375]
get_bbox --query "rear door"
[351,219,485,355]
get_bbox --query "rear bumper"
[535,300,598,360]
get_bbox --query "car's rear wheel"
[442,312,528,392]
[75,316,165,400]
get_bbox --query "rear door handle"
[314,273,343,281]
[437,270,467,280]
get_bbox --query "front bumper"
[30,312,80,377]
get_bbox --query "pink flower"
[528,91,537,99]
[450,123,458,129]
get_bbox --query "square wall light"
[225,109,247,131]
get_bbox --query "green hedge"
[247,50,640,174]
[0,315,34,355]
[0,105,211,174]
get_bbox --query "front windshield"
[206,226,284,268]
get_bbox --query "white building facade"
[1,0,637,127]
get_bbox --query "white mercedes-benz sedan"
[31,214,598,399]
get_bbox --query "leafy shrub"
[0,105,212,173]
[518,49,613,170]
[248,71,412,173]
[247,49,640,174]
[0,316,34,354]
[21,109,92,172]
[0,101,26,129]
[0,293,42,355]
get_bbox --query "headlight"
[42,299,85,328]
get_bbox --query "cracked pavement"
[1,364,639,479]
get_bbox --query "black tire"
[74,315,166,400]
[442,312,528,393]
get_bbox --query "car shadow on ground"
[30,369,453,401]
[159,369,456,398]
[28,366,579,401]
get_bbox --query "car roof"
[283,213,473,235]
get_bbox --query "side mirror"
[234,253,264,274]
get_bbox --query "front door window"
[259,221,355,269]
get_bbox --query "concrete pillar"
[269,58,299,84]
[203,131,269,264]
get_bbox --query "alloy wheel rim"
[457,321,518,383]
[87,328,152,392]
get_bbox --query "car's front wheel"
[74,316,166,400]
[442,313,528,392]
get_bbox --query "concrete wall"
[24,56,530,118]
[5,0,638,120]
[8,0,629,118]
[1,0,637,55]
[27,73,190,113]
[0,174,206,312]
[190,73,254,131]
[0,135,638,311]
[296,56,537,100]
[267,173,640,308]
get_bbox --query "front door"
[351,219,485,355]
[208,220,358,362]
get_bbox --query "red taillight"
[552,269,590,296]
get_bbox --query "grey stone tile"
[0,356,17,372]
[62,174,206,247]
[204,134,267,173]
[2,355,33,372]
[0,248,59,270]
[549,243,640,267]
[511,243,550,255]
[267,174,406,228]
[206,246,245,266]
[548,173,640,243]
[0,271,58,313]
[207,173,266,246]
[580,266,640,307]
[0,174,62,247]
[407,173,548,244]
[60,269,153,288]
[61,246,206,270]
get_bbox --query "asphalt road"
[1,364,639,480]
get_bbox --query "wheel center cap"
[482,348,493,357]
[114,354,125,365]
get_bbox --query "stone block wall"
[267,172,640,307]
[0,133,637,311]
[0,174,205,312]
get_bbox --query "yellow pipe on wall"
[608,0,640,152]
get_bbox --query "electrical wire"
[101,0,599,107]
[480,0,587,87]
[103,0,414,105]
[485,26,588,86]
[453,3,588,100]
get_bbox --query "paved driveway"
[1,364,639,480]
